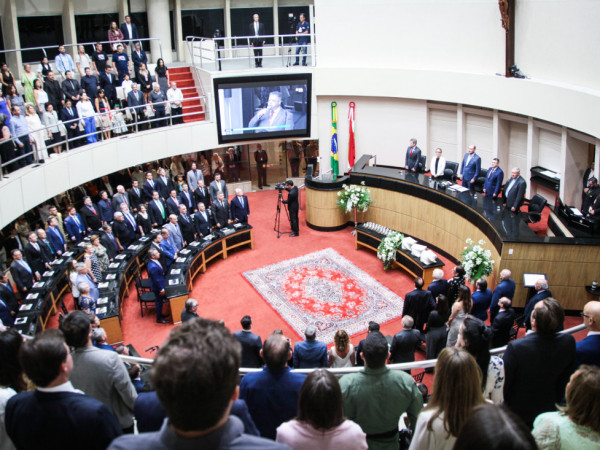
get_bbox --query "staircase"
[168,66,205,123]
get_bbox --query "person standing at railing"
[99,66,118,108]
[91,42,109,77]
[37,56,52,82]
[59,98,82,149]
[75,45,92,78]
[24,103,48,163]
[0,62,16,97]
[9,105,34,167]
[166,81,183,125]
[294,13,310,66]
[131,42,147,81]
[20,64,36,105]
[149,83,167,128]
[95,90,112,140]
[108,21,124,52]
[32,79,48,115]
[120,15,139,52]
[250,14,266,68]
[126,83,146,130]
[76,93,97,144]
[54,45,75,81]
[61,70,82,106]
[7,85,23,116]
[0,113,15,174]
[112,44,131,86]
[80,67,99,107]
[42,103,62,154]
[154,58,169,94]
[43,71,64,113]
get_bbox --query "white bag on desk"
[420,249,438,265]
[402,236,417,251]
[411,244,427,257]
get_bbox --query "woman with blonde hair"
[532,364,600,449]
[329,330,355,368]
[90,234,110,271]
[94,90,112,140]
[409,347,485,450]
[211,152,224,177]
[24,103,48,162]
[75,44,91,77]
[446,285,472,347]
[20,64,36,104]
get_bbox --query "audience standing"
[329,329,355,368]
[233,315,263,368]
[491,297,516,347]
[427,268,448,300]
[389,315,421,366]
[471,278,493,322]
[576,300,600,368]
[446,285,472,347]
[294,325,328,368]
[402,277,435,334]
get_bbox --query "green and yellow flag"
[331,101,338,179]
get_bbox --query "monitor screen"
[213,73,312,144]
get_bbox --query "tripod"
[274,189,292,238]
[285,22,297,67]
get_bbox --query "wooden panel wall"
[305,188,348,228]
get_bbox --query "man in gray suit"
[248,91,294,133]
[503,167,527,212]
[165,214,185,250]
[209,173,228,203]
[186,162,204,191]
[60,311,138,433]
[112,185,130,212]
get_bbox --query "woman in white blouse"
[429,147,446,178]
[24,103,49,162]
[76,93,97,144]
[42,103,62,154]
[75,45,92,77]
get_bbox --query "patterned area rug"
[242,248,404,344]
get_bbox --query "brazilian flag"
[331,101,338,179]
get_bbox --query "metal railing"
[0,38,163,67]
[116,323,587,374]
[0,94,206,178]
[186,33,316,70]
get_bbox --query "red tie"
[269,110,274,124]
[90,206,97,215]
[410,148,413,157]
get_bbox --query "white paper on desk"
[449,184,469,192]
[139,237,149,241]
[14,317,28,325]
[98,282,110,289]
[540,170,560,179]
[19,304,33,311]
[43,271,54,277]
[96,307,107,315]
[128,245,139,250]
[170,269,181,275]
[571,208,583,216]
[180,249,190,254]
[63,252,74,257]
[33,282,45,288]
[97,297,109,305]
[115,254,127,260]
[523,273,546,287]
[109,263,120,268]
[168,279,180,285]
[51,259,64,265]
[26,293,39,300]
[176,257,187,263]
[106,274,117,280]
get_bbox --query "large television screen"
[214,73,312,144]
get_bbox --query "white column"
[225,0,232,55]
[118,0,128,25]
[273,0,280,56]
[146,0,172,63]
[456,104,465,163]
[173,0,184,60]
[559,127,568,202]
[62,0,78,59]
[2,0,21,71]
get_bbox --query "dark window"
[17,16,63,63]
[181,9,225,39]
[278,6,310,38]
[129,13,151,51]
[0,22,5,52]
[169,11,175,51]
[75,13,120,54]
[230,8,274,46]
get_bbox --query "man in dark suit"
[209,173,228,203]
[80,67,99,104]
[483,158,504,198]
[126,83,146,128]
[79,196,103,232]
[181,298,200,323]
[355,321,380,366]
[212,192,231,229]
[402,277,435,334]
[523,278,552,329]
[120,15,139,46]
[576,301,600,368]
[156,168,174,200]
[131,42,148,79]
[44,71,64,111]
[150,234,168,271]
[112,212,136,251]
[165,189,182,216]
[503,298,576,428]
[249,13,266,68]
[255,144,269,189]
[59,99,82,148]
[177,205,196,244]
[0,273,18,318]
[293,326,328,368]
[100,224,119,260]
[24,232,52,276]
[233,315,263,368]
[230,188,250,224]
[99,66,118,107]
[147,248,169,323]
[193,202,213,237]
[142,172,158,201]
[491,298,516,347]
[61,70,82,104]
[46,217,67,256]
[389,315,421,366]
[5,330,122,449]
[490,268,516,323]
[427,268,448,300]
[282,180,299,237]
[128,180,143,212]
[193,180,211,208]
[97,191,114,224]
[9,250,34,295]
[459,144,481,189]
[159,229,177,268]
[64,206,86,243]
[178,183,195,212]
[503,167,527,212]
[148,191,168,228]
[404,138,421,172]
[112,185,131,212]
[248,92,294,133]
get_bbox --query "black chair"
[418,155,427,173]
[472,168,488,193]
[134,274,157,318]
[443,161,459,181]
[136,259,153,292]
[522,194,547,224]
[509,319,523,341]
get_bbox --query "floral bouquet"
[377,231,404,270]
[459,238,494,282]
[336,181,374,213]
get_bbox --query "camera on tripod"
[275,182,287,191]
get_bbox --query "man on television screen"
[248,91,294,132]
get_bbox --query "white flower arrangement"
[377,231,404,270]
[336,181,374,213]
[460,238,495,282]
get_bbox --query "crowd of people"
[0,24,191,175]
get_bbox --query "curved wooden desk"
[305,156,600,311]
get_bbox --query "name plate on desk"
[96,306,108,316]
[14,317,28,325]
[98,282,110,289]
[221,228,235,235]
[127,245,140,251]
[115,254,127,260]
[139,236,150,242]
[105,274,117,280]
[188,241,200,247]
[63,252,74,257]
[43,271,55,277]
[97,297,109,305]
[170,269,181,275]
[168,279,180,286]
[33,282,45,288]
[51,259,64,265]
[19,304,33,311]
[176,257,187,263]
[109,262,121,269]
[180,249,191,255]
[26,293,39,300]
